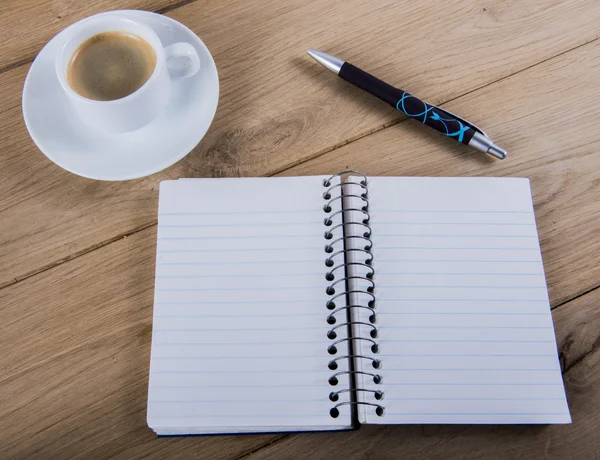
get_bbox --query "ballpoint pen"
[307,49,507,159]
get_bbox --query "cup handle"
[164,42,201,80]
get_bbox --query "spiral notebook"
[147,174,570,436]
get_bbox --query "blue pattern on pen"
[396,92,471,142]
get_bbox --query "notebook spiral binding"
[323,171,384,419]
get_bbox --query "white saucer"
[22,10,219,181]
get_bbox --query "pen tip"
[488,144,508,160]
[306,49,344,74]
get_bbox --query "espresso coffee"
[67,31,157,101]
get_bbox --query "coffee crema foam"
[67,31,157,101]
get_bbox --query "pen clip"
[434,106,490,139]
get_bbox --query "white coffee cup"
[55,13,201,133]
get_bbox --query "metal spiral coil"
[328,355,382,370]
[323,171,384,419]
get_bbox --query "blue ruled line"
[153,328,321,332]
[149,399,326,404]
[160,221,323,228]
[375,234,537,238]
[376,286,546,289]
[155,286,321,291]
[374,247,539,251]
[158,247,323,253]
[154,314,324,318]
[378,340,554,343]
[383,383,563,386]
[380,326,552,329]
[154,299,321,304]
[160,210,320,216]
[378,312,547,315]
[150,355,323,359]
[158,235,320,240]
[382,368,559,372]
[151,384,325,388]
[156,273,319,279]
[151,369,329,374]
[149,414,328,418]
[157,233,339,241]
[382,412,568,416]
[369,210,531,214]
[377,299,547,302]
[377,354,556,357]
[383,398,565,401]
[377,272,544,276]
[153,341,321,346]
[376,259,541,263]
[157,261,323,266]
[372,222,533,226]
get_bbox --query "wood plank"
[0,0,190,71]
[0,226,280,460]
[283,39,600,307]
[1,0,599,288]
[223,287,600,460]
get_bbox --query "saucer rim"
[22,10,219,181]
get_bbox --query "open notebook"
[147,173,570,436]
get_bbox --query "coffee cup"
[55,12,201,133]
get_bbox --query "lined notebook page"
[147,177,352,435]
[346,177,570,424]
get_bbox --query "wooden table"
[1,0,599,458]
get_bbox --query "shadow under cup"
[55,14,172,134]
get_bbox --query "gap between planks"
[2,37,598,294]
[0,220,157,290]
[232,435,289,460]
[265,36,599,178]
[0,0,201,76]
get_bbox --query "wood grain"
[0,0,192,71]
[1,1,600,458]
[0,226,280,460]
[283,39,600,307]
[1,0,599,288]
[218,287,600,460]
